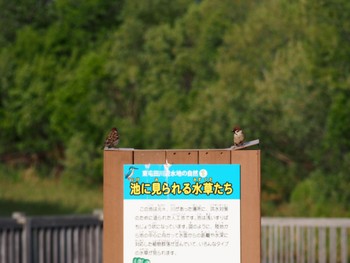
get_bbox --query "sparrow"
[125,166,138,181]
[103,127,119,149]
[232,126,244,147]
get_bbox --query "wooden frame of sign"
[103,149,261,263]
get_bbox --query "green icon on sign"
[132,257,151,263]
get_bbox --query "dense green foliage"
[1,0,350,216]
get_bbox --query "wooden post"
[103,149,261,263]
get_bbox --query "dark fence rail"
[1,215,350,263]
[0,212,103,263]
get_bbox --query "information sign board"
[123,164,241,263]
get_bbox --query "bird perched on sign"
[102,127,119,149]
[232,126,244,147]
[125,166,138,181]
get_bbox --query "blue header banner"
[123,164,240,200]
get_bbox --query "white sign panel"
[123,164,241,263]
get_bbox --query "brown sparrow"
[103,127,119,149]
[232,126,244,146]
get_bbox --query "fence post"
[12,212,31,263]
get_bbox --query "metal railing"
[1,215,350,263]
[0,217,22,263]
[261,217,350,263]
[0,212,103,263]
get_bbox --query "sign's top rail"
[104,139,260,152]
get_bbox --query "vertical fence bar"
[279,225,283,263]
[8,229,13,263]
[329,227,337,263]
[45,228,51,263]
[53,228,58,263]
[307,227,316,263]
[318,227,326,263]
[268,226,273,263]
[296,226,301,263]
[83,227,88,263]
[14,230,21,263]
[31,228,37,263]
[23,217,31,263]
[273,225,278,263]
[290,225,294,263]
[60,228,65,263]
[95,225,102,263]
[341,227,347,263]
[300,227,305,263]
[284,226,289,263]
[67,228,72,263]
[38,229,44,263]
[87,227,92,263]
[73,227,79,263]
[261,226,266,263]
[0,229,5,263]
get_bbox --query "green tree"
[0,0,53,45]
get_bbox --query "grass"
[0,166,103,216]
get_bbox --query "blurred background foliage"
[1,0,350,216]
